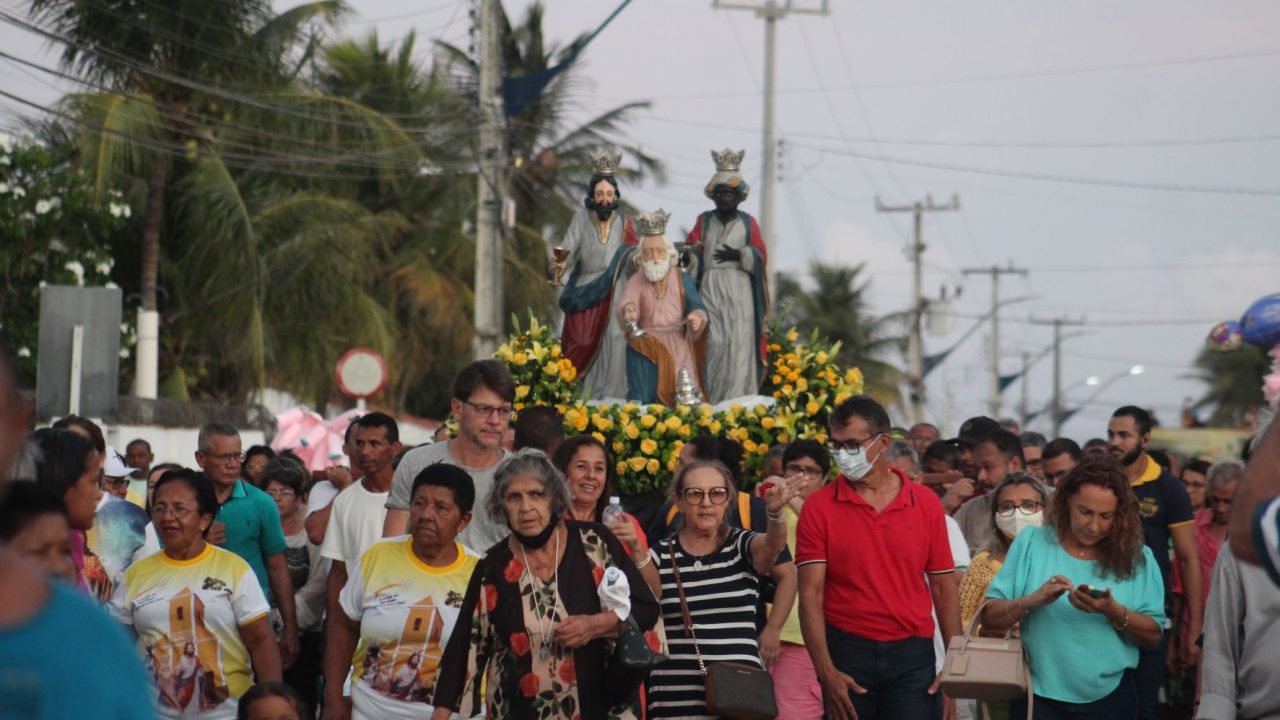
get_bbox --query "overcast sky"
[3,0,1278,442]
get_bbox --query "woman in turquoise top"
[981,458,1165,719]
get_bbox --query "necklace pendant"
[540,642,551,660]
[693,559,702,571]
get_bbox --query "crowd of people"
[3,333,1280,720]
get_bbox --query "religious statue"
[554,148,639,400]
[619,210,708,406]
[686,148,769,403]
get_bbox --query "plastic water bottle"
[602,496,625,526]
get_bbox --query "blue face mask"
[833,438,880,480]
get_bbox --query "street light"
[1061,365,1146,424]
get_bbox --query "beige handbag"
[939,600,1033,719]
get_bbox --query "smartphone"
[1079,584,1109,599]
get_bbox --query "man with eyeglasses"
[953,429,1026,555]
[384,360,514,552]
[796,396,959,720]
[195,421,299,669]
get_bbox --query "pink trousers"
[771,642,824,720]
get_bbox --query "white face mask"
[833,438,880,481]
[995,510,1043,539]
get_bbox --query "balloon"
[1206,321,1243,352]
[1241,293,1280,348]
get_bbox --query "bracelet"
[1111,608,1130,632]
[634,554,652,569]
[1004,597,1025,621]
[766,509,786,523]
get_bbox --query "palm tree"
[775,261,906,404]
[437,1,665,325]
[1188,345,1268,427]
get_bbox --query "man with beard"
[686,148,769,403]
[618,210,708,405]
[554,148,638,400]
[1107,405,1201,720]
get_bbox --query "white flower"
[20,211,34,222]
[0,182,8,194]
[119,323,129,334]
[119,348,130,359]
[0,131,11,153]
[105,281,119,289]
[48,239,67,252]
[96,261,112,275]
[38,280,47,289]
[16,347,31,358]
[108,201,132,218]
[64,260,85,285]
[35,197,61,215]
[12,187,25,198]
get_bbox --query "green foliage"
[1189,345,1268,427]
[0,134,133,385]
[774,261,905,405]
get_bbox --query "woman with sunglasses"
[645,460,795,718]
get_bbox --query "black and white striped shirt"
[648,528,764,719]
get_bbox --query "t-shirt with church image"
[110,544,270,720]
[338,536,480,720]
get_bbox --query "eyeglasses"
[202,451,245,465]
[104,477,131,487]
[995,500,1044,517]
[826,434,880,453]
[150,504,199,519]
[265,489,296,499]
[462,400,514,420]
[681,487,731,506]
[784,464,824,478]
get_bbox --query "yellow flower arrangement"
[494,321,864,497]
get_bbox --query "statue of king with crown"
[619,209,707,406]
[553,148,639,400]
[686,148,769,403]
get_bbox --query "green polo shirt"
[216,479,287,600]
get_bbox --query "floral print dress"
[433,520,667,720]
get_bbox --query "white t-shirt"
[320,482,390,567]
[339,538,478,720]
[933,514,973,672]
[306,480,341,516]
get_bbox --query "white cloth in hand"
[598,566,632,621]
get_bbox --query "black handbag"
[670,538,779,720]
[615,615,666,669]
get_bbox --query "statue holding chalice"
[553,148,638,400]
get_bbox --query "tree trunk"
[140,160,169,311]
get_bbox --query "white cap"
[103,445,141,478]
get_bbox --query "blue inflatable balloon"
[1241,293,1280,348]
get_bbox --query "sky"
[3,0,1278,442]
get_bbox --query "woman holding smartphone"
[980,459,1165,719]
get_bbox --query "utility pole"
[1019,351,1030,429]
[876,194,959,425]
[712,0,829,263]
[472,0,506,359]
[963,262,1028,418]
[1029,316,1086,436]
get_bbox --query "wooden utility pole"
[877,195,959,425]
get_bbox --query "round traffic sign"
[335,347,387,399]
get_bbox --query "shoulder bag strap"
[667,536,707,677]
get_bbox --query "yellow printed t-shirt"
[111,544,270,720]
[339,537,480,720]
[780,504,804,645]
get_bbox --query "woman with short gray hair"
[431,448,664,719]
[958,472,1051,630]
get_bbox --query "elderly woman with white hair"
[430,449,664,720]
[618,210,709,406]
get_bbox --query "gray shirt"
[953,493,996,556]
[386,442,508,554]
[1197,546,1280,720]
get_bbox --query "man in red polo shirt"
[797,396,960,720]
